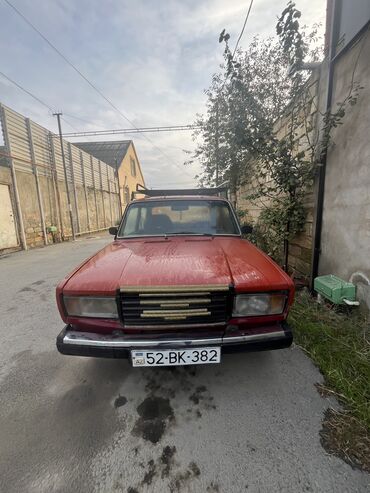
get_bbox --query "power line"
[2,0,134,126]
[64,125,201,138]
[0,70,53,112]
[2,0,193,178]
[212,0,254,186]
[0,70,84,134]
[0,72,198,177]
[232,0,255,58]
[62,112,105,128]
[58,114,96,142]
[218,0,255,95]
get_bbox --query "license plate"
[131,347,221,367]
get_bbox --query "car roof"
[131,195,229,203]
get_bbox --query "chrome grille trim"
[139,292,211,297]
[140,298,211,305]
[142,309,209,316]
[120,322,226,330]
[120,285,230,327]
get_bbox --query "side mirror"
[241,224,253,235]
[109,226,118,236]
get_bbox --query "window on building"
[130,157,136,177]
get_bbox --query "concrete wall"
[319,27,370,309]
[15,169,46,248]
[0,166,13,190]
[0,166,20,250]
[0,103,122,252]
[0,162,121,251]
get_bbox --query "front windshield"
[118,200,240,237]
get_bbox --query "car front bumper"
[56,322,293,359]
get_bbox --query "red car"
[56,188,294,367]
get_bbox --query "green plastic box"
[314,275,356,304]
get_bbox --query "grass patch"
[289,290,370,428]
[320,408,370,473]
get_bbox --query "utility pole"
[53,112,76,241]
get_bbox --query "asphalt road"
[0,235,368,493]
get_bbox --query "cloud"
[0,0,325,188]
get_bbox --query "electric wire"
[62,112,106,129]
[218,0,255,96]
[2,0,194,178]
[0,70,199,184]
[232,0,255,58]
[0,70,80,133]
[63,125,200,137]
[0,70,53,112]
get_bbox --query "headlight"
[233,292,287,317]
[64,296,118,318]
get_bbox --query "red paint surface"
[56,235,294,332]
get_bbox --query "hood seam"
[217,241,235,286]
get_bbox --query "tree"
[188,34,295,197]
[188,2,321,266]
[190,1,360,271]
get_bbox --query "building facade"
[317,0,370,309]
[75,140,145,212]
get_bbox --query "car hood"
[62,236,292,295]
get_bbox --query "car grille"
[120,285,231,328]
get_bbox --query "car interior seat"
[145,214,173,234]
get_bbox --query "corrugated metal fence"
[0,103,121,250]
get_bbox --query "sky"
[0,0,326,188]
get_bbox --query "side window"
[130,157,136,177]
[137,206,147,231]
[124,207,139,235]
